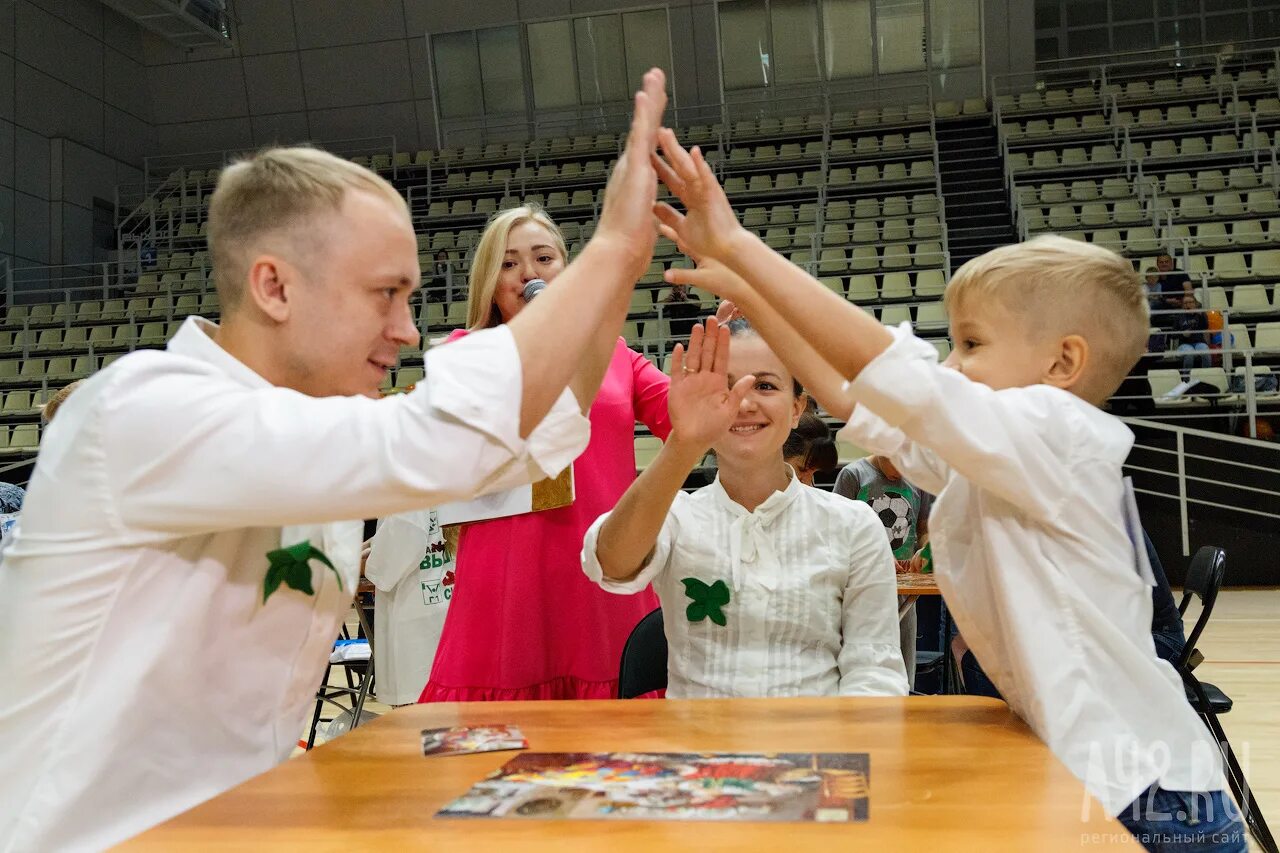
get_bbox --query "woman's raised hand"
[667,317,754,451]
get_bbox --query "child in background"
[833,455,931,688]
[649,129,1241,851]
[582,318,906,699]
[782,405,837,486]
[363,509,455,706]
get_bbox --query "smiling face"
[272,188,421,398]
[712,334,805,465]
[493,220,567,323]
[942,296,1058,392]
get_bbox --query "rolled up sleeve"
[581,506,679,594]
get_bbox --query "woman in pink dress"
[420,204,670,701]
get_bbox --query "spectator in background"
[660,282,704,343]
[833,454,931,689]
[427,249,451,303]
[782,405,837,487]
[1154,253,1193,318]
[1173,294,1211,381]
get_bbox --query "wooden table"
[123,697,1136,851]
[897,571,940,617]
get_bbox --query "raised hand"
[667,317,754,451]
[656,238,751,303]
[594,69,668,280]
[652,127,746,264]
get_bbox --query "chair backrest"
[1176,545,1226,671]
[617,607,667,699]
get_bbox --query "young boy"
[649,129,1243,851]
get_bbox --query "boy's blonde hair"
[207,146,409,313]
[944,235,1149,402]
[465,204,567,330]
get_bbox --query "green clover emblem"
[681,577,731,626]
[263,539,343,603]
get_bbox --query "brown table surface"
[897,571,941,595]
[122,697,1135,851]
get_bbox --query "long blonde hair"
[465,204,568,330]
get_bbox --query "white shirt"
[0,316,588,852]
[582,471,907,699]
[838,324,1223,816]
[364,509,454,706]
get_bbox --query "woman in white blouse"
[582,317,907,699]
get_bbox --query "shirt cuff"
[423,325,590,477]
[580,511,666,594]
[841,322,941,429]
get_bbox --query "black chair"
[1176,546,1276,853]
[618,608,667,699]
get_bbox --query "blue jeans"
[1177,342,1210,379]
[1116,785,1247,852]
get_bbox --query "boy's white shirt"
[0,316,588,852]
[837,323,1223,817]
[363,509,454,706]
[581,470,909,699]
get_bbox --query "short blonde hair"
[944,235,1149,401]
[465,205,567,330]
[42,380,83,424]
[208,146,408,312]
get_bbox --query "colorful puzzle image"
[421,724,529,757]
[437,752,870,823]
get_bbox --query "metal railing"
[1121,416,1280,557]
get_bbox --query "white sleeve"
[836,406,950,497]
[363,512,431,592]
[837,505,909,697]
[104,326,591,535]
[843,323,1078,524]
[580,500,682,594]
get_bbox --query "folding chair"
[305,587,377,749]
[618,608,667,699]
[1175,546,1276,853]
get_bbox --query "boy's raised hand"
[653,127,745,265]
[667,317,754,452]
[594,68,668,280]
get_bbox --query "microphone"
[522,279,547,303]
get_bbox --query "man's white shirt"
[0,317,588,851]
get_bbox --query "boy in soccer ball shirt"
[834,454,931,688]
[650,128,1243,851]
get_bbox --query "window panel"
[771,0,821,84]
[720,0,771,89]
[1067,26,1111,57]
[433,31,482,119]
[1112,0,1155,22]
[929,0,981,69]
[1113,21,1156,52]
[875,0,925,74]
[1158,16,1201,47]
[528,19,578,109]
[1034,0,1060,29]
[1035,35,1061,61]
[575,15,628,105]
[823,0,873,78]
[477,26,525,115]
[1204,12,1248,45]
[622,9,673,91]
[1066,0,1109,27]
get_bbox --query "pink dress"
[420,336,670,701]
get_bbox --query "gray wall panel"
[15,64,105,150]
[14,126,49,199]
[300,42,413,110]
[148,57,248,123]
[306,100,418,149]
[104,48,150,120]
[14,190,50,264]
[251,111,312,146]
[156,117,254,154]
[293,0,406,49]
[0,120,14,189]
[235,0,300,55]
[403,0,519,35]
[0,53,13,121]
[0,187,14,257]
[15,1,104,97]
[243,53,307,115]
[104,106,155,168]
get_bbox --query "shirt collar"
[710,464,804,522]
[166,316,272,390]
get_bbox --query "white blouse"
[582,471,908,699]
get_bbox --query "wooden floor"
[310,588,1279,847]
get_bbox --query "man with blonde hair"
[0,69,670,851]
